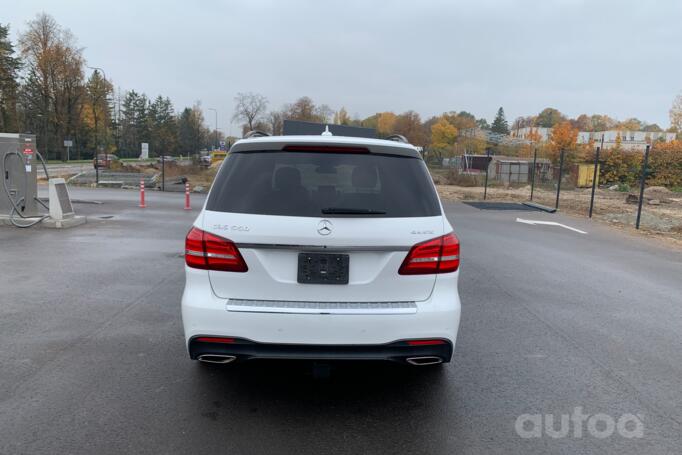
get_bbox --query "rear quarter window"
[206,150,440,218]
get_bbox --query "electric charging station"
[1,132,84,228]
[1,133,41,223]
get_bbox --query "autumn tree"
[283,96,330,123]
[19,13,86,160]
[548,121,579,162]
[358,113,379,130]
[648,140,682,187]
[0,23,21,132]
[443,111,476,131]
[490,107,509,134]
[376,112,397,135]
[572,114,592,132]
[82,69,113,158]
[589,114,617,132]
[536,108,565,128]
[393,111,426,145]
[617,118,643,131]
[233,92,268,132]
[431,117,458,152]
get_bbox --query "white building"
[511,127,675,151]
[577,131,675,151]
[510,127,552,142]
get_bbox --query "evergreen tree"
[120,90,140,154]
[491,107,509,135]
[120,90,150,155]
[0,23,21,131]
[149,96,177,156]
[178,104,207,154]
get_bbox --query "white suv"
[181,133,461,366]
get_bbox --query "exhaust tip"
[406,356,443,366]
[198,354,237,364]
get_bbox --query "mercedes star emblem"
[317,219,333,236]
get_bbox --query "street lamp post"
[208,108,218,150]
[87,66,107,185]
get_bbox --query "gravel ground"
[435,184,682,247]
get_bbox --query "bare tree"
[232,92,268,132]
[267,110,283,135]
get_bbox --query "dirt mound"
[645,186,673,195]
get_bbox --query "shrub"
[446,170,481,187]
[600,149,641,186]
[648,141,682,187]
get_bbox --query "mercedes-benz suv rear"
[181,134,461,366]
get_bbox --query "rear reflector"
[399,233,460,275]
[185,227,248,272]
[282,145,370,154]
[406,339,447,346]
[195,337,236,344]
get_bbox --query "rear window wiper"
[321,207,387,215]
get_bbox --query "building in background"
[511,127,675,151]
[510,127,552,142]
[576,130,675,150]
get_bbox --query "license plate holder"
[297,253,349,285]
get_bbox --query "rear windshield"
[206,150,440,217]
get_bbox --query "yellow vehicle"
[210,150,227,164]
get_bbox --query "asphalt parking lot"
[1,187,681,454]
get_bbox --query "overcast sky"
[5,0,682,131]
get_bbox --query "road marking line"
[516,218,587,234]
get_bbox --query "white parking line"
[516,218,587,234]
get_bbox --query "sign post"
[140,143,149,160]
[63,139,73,162]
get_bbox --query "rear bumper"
[188,337,453,364]
[181,267,461,357]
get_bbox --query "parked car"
[93,154,119,169]
[182,133,461,366]
[157,155,176,163]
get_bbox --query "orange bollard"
[139,180,146,208]
[184,182,191,210]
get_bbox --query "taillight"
[185,227,248,272]
[399,233,460,275]
[282,145,370,153]
[406,339,447,346]
[194,337,236,344]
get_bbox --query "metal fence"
[434,144,682,233]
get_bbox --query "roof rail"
[243,130,271,139]
[385,134,409,143]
